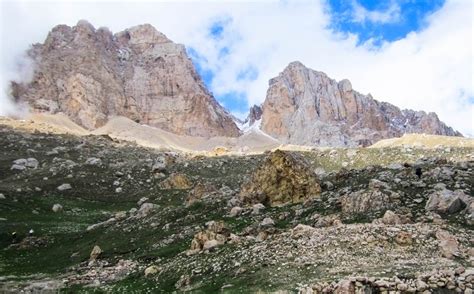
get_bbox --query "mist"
[0,51,34,118]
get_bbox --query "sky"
[0,0,472,136]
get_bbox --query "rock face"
[245,105,263,126]
[425,189,468,214]
[340,179,400,214]
[185,182,217,206]
[239,150,321,206]
[159,173,192,190]
[436,229,460,259]
[260,61,461,147]
[188,221,229,255]
[12,20,240,137]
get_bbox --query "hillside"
[0,121,473,292]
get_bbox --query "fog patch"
[0,52,35,118]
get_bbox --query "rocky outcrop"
[340,179,400,214]
[245,105,263,126]
[11,20,240,138]
[239,150,321,206]
[187,221,230,255]
[425,189,469,214]
[436,229,460,259]
[159,173,192,190]
[185,182,217,206]
[260,61,461,147]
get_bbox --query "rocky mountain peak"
[122,24,171,45]
[260,61,461,147]
[13,21,240,138]
[338,79,352,93]
[245,105,263,126]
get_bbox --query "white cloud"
[0,0,472,135]
[351,0,401,24]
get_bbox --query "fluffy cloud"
[0,0,472,135]
[351,0,401,24]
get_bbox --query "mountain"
[245,104,263,126]
[259,61,461,147]
[11,20,240,138]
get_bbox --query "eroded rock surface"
[12,21,240,138]
[239,150,321,206]
[261,61,461,146]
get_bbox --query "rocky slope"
[11,20,240,137]
[260,61,461,147]
[0,122,473,292]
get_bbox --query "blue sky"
[327,0,446,45]
[187,18,252,117]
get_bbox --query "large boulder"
[185,182,217,206]
[239,150,321,206]
[135,203,157,218]
[144,265,161,277]
[57,183,72,191]
[373,210,410,225]
[340,188,400,214]
[187,221,229,255]
[159,173,192,190]
[89,245,102,261]
[425,189,468,214]
[11,158,39,171]
[291,224,317,239]
[435,229,459,259]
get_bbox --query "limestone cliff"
[260,61,461,147]
[11,20,240,137]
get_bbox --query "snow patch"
[242,119,279,141]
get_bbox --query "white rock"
[52,204,63,212]
[252,203,265,214]
[137,197,149,206]
[260,217,275,227]
[135,203,157,218]
[144,265,160,277]
[11,164,26,171]
[57,183,72,191]
[25,158,39,169]
[203,239,221,251]
[85,157,102,166]
[229,206,243,217]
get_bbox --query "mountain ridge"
[9,21,461,147]
[258,61,461,147]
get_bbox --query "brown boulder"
[239,150,321,206]
[159,173,192,190]
[185,182,217,206]
[89,245,102,261]
[188,221,229,255]
[436,229,460,259]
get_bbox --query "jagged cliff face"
[12,20,240,137]
[261,61,461,147]
[245,105,263,126]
